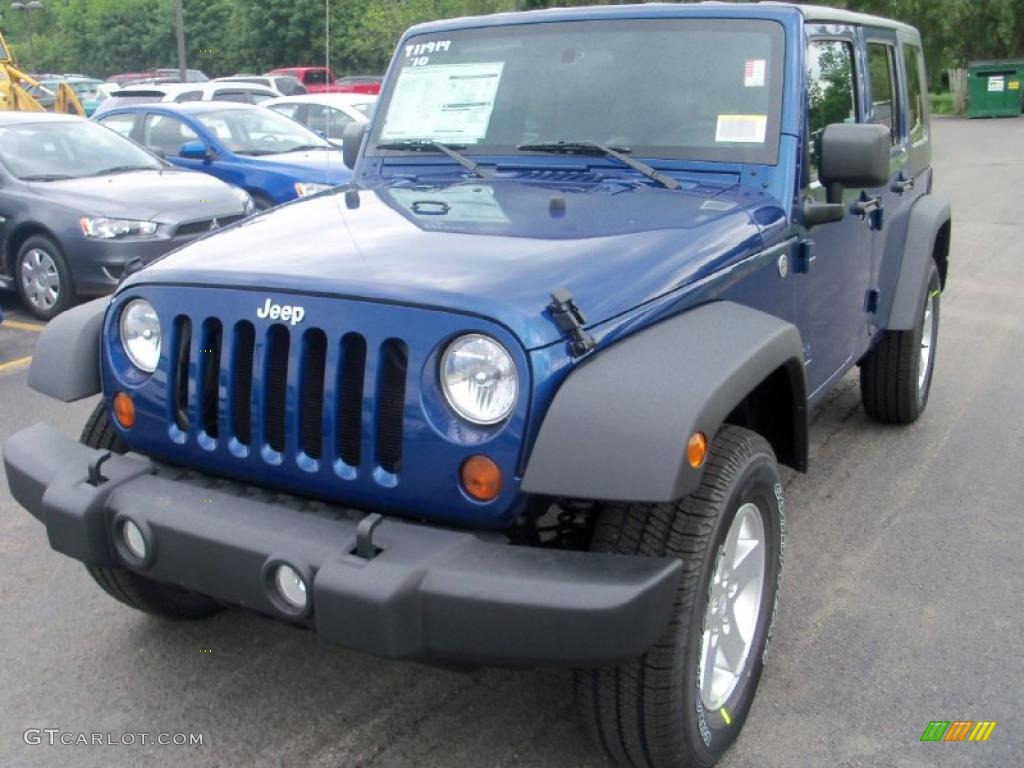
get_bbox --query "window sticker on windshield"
[744,59,766,88]
[381,62,504,143]
[715,114,767,143]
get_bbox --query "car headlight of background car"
[228,184,257,215]
[294,182,332,198]
[120,299,161,373]
[441,334,518,425]
[80,217,158,239]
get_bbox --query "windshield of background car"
[71,80,103,100]
[369,18,785,164]
[0,121,162,180]
[193,108,331,154]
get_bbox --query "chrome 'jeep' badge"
[257,298,306,325]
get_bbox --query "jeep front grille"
[169,316,408,475]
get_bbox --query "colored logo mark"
[921,720,997,742]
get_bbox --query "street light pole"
[174,0,186,82]
[10,1,42,73]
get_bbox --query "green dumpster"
[968,60,1024,118]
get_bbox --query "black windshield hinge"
[548,288,595,358]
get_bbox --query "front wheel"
[80,402,222,620]
[575,425,784,768]
[16,235,74,320]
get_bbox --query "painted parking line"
[0,356,32,374]
[2,320,45,333]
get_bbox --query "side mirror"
[179,141,210,160]
[819,123,890,198]
[342,122,367,170]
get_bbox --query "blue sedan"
[95,102,351,209]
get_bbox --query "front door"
[799,33,875,398]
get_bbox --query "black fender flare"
[886,195,951,331]
[27,296,108,402]
[521,301,807,503]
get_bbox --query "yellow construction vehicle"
[0,28,84,115]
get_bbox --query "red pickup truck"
[265,67,341,93]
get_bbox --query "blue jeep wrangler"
[4,4,950,766]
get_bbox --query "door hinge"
[865,289,880,314]
[547,288,595,357]
[796,239,816,274]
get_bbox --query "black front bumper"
[4,424,682,666]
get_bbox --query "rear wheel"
[860,262,941,424]
[575,426,784,768]
[80,402,222,620]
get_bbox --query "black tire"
[575,426,784,768]
[860,262,941,424]
[15,234,74,321]
[80,402,222,620]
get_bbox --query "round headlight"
[120,299,161,373]
[441,334,517,425]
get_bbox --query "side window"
[99,114,136,139]
[806,39,856,183]
[174,90,202,103]
[304,70,328,86]
[268,103,299,120]
[308,105,354,139]
[903,44,927,144]
[867,43,899,144]
[143,115,199,156]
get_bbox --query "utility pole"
[174,0,186,82]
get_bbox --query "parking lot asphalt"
[1,116,1021,768]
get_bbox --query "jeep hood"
[125,177,781,349]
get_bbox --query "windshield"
[371,19,784,165]
[193,108,331,154]
[70,80,103,100]
[0,120,162,180]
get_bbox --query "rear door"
[799,31,875,397]
[862,29,913,339]
[874,32,932,330]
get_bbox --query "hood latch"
[548,288,595,358]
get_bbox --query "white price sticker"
[380,62,505,143]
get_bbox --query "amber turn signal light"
[687,431,707,469]
[113,392,136,429]
[461,455,502,502]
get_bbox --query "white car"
[264,93,376,147]
[93,82,280,117]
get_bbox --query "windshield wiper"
[90,165,156,175]
[517,141,680,191]
[234,149,278,156]
[282,144,332,152]
[20,174,74,181]
[375,140,491,178]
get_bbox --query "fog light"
[274,564,308,610]
[121,519,147,560]
[460,455,502,502]
[113,392,135,428]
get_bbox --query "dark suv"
[4,5,950,767]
